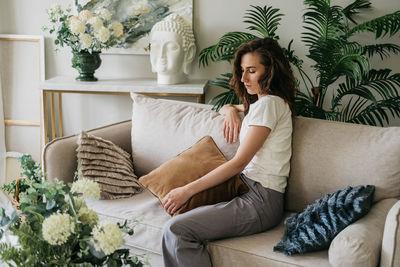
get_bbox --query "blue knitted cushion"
[274,185,375,255]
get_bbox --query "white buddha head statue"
[150,14,196,84]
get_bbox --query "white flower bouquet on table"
[43,4,125,53]
[0,170,147,266]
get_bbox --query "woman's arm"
[161,125,271,215]
[219,104,244,113]
[219,104,244,143]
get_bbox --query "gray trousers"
[161,174,284,267]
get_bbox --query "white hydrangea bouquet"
[0,172,147,266]
[43,4,124,53]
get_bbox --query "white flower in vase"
[98,8,112,21]
[95,27,110,43]
[79,33,93,50]
[78,9,93,22]
[87,16,103,32]
[110,21,123,37]
[69,18,85,35]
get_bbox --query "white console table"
[39,76,208,145]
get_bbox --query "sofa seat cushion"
[208,215,330,267]
[86,191,331,266]
[85,189,170,255]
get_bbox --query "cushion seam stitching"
[207,243,307,266]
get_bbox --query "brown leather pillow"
[139,136,249,216]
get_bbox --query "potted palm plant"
[200,0,400,126]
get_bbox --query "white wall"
[1,0,400,139]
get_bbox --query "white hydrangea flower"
[110,21,123,37]
[71,178,100,200]
[74,197,98,224]
[95,26,110,43]
[79,33,92,50]
[69,19,86,35]
[87,16,103,32]
[78,10,93,22]
[98,8,112,21]
[91,220,123,255]
[42,213,75,245]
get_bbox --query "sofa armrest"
[328,198,398,267]
[42,120,132,184]
[381,200,400,267]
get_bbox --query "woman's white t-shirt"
[239,95,292,193]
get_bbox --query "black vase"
[72,51,101,82]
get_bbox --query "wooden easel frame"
[0,34,45,160]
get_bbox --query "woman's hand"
[161,186,191,215]
[220,104,242,143]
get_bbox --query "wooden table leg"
[197,94,205,104]
[41,90,49,145]
[50,92,56,140]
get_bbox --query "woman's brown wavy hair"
[230,38,296,116]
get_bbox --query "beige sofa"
[43,96,400,267]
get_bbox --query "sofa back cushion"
[287,117,400,212]
[130,93,240,177]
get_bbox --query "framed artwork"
[76,0,193,55]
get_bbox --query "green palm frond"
[284,40,314,93]
[283,40,304,70]
[333,69,400,126]
[302,0,344,47]
[295,90,329,119]
[342,0,371,24]
[333,69,400,108]
[348,11,400,38]
[339,97,368,122]
[302,0,359,99]
[207,73,241,111]
[363,43,400,59]
[328,47,369,83]
[198,32,257,67]
[314,42,369,101]
[345,96,400,126]
[244,5,283,38]
[198,5,285,68]
[209,73,233,90]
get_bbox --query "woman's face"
[240,52,266,98]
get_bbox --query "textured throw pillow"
[77,131,143,200]
[274,185,375,255]
[139,136,249,216]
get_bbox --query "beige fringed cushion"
[77,132,142,199]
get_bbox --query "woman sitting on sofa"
[161,37,296,267]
